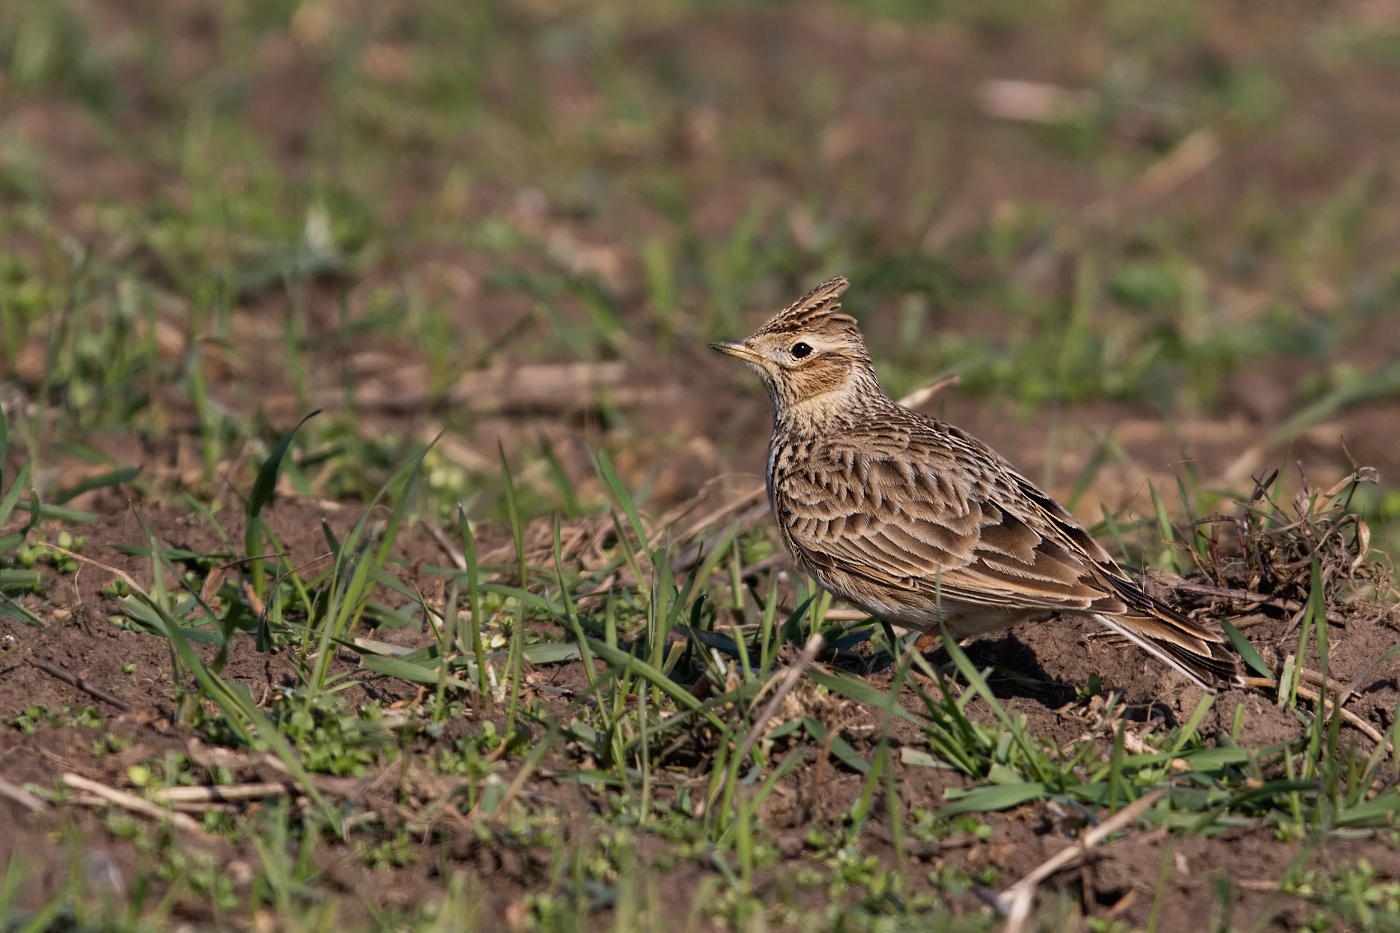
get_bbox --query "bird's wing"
[772,439,1124,614]
[993,454,1233,652]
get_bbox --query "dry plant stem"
[1169,580,1300,612]
[976,79,1093,124]
[212,440,252,512]
[1271,645,1391,743]
[1295,666,1362,703]
[1223,614,1274,631]
[473,750,544,829]
[1236,879,1295,893]
[62,773,213,838]
[1123,128,1220,206]
[151,782,300,804]
[735,633,826,767]
[1291,681,1390,749]
[656,500,769,585]
[667,481,768,545]
[998,789,1166,933]
[260,754,370,798]
[29,658,132,712]
[895,374,962,411]
[1268,653,1356,699]
[48,545,142,594]
[0,775,50,813]
[1300,645,1399,716]
[169,801,235,814]
[422,519,468,570]
[735,552,784,582]
[1102,888,1138,920]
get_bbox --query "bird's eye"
[790,341,813,359]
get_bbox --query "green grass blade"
[50,466,140,504]
[0,463,37,550]
[938,782,1050,818]
[1218,618,1270,679]
[584,635,727,732]
[246,410,321,600]
[805,668,920,726]
[359,653,476,691]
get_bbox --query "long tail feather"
[1092,612,1244,689]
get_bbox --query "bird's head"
[709,277,882,420]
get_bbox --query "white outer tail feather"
[1091,613,1212,690]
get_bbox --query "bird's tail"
[1091,609,1244,689]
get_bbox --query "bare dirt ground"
[3,492,1397,929]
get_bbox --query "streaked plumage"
[711,277,1242,689]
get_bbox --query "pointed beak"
[709,340,760,363]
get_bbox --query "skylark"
[711,277,1242,688]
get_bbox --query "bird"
[709,276,1242,689]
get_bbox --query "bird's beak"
[709,340,761,364]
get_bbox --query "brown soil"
[2,490,1397,929]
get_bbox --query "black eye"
[790,341,813,359]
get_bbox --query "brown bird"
[710,276,1242,688]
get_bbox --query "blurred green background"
[3,0,1400,521]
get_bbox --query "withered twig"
[30,658,131,712]
[735,634,827,768]
[62,773,212,838]
[0,775,50,814]
[995,790,1166,932]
